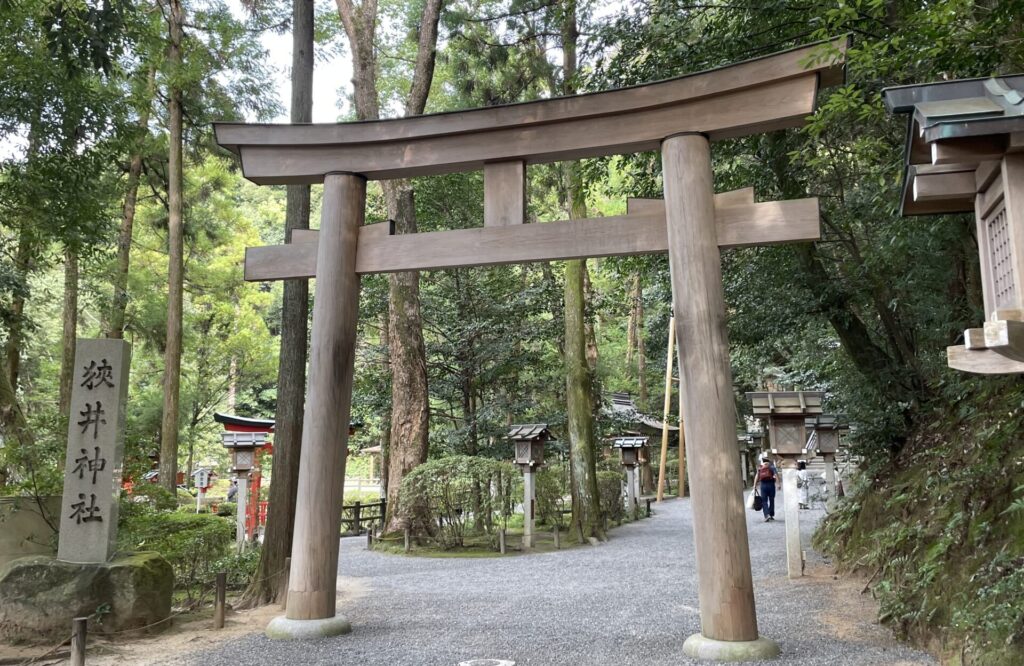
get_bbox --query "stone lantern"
[806,414,846,510]
[222,431,267,549]
[746,391,824,579]
[612,436,647,517]
[507,424,554,549]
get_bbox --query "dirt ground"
[0,576,369,666]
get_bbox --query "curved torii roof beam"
[215,38,846,184]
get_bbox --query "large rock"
[0,552,173,643]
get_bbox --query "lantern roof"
[804,414,848,430]
[746,391,824,417]
[883,75,1024,216]
[507,423,555,442]
[611,436,649,448]
[214,412,363,434]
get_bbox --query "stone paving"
[170,491,936,666]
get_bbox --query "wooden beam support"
[245,198,819,281]
[984,320,1024,362]
[484,161,526,227]
[948,345,1024,374]
[663,134,762,646]
[912,170,976,202]
[931,135,1008,166]
[627,187,754,215]
[285,173,364,621]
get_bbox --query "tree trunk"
[238,0,314,608]
[5,236,31,392]
[565,258,604,541]
[559,0,602,542]
[106,66,155,340]
[158,0,185,494]
[58,247,79,418]
[335,0,442,533]
[383,183,430,533]
[633,274,648,409]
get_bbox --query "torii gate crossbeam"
[216,38,847,661]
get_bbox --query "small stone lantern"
[805,414,846,510]
[612,436,647,517]
[507,424,554,549]
[746,391,824,580]
[221,431,267,549]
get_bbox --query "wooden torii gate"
[215,39,846,659]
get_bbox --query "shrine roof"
[214,38,847,184]
[883,75,1024,216]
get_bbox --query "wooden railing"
[340,499,386,536]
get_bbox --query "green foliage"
[596,470,625,524]
[536,463,570,527]
[397,456,519,549]
[215,501,235,517]
[118,505,234,602]
[129,484,178,511]
[814,382,1024,663]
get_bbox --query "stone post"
[57,339,131,564]
[523,468,535,550]
[780,458,802,578]
[823,453,837,511]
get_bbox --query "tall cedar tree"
[239,0,315,606]
[334,0,443,533]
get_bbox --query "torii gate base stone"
[219,38,847,662]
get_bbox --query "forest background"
[3,0,1024,663]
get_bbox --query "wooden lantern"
[885,76,1024,374]
[806,414,844,455]
[507,424,553,469]
[747,391,824,456]
[221,431,267,472]
[611,436,648,468]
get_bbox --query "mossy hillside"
[814,383,1024,666]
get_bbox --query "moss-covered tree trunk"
[58,247,78,419]
[158,0,185,494]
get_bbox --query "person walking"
[756,457,778,522]
[797,460,810,509]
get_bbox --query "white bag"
[745,487,757,510]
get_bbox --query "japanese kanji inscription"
[57,339,131,563]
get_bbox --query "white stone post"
[823,453,837,511]
[781,459,802,578]
[625,466,637,518]
[236,470,249,550]
[523,468,535,550]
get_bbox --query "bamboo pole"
[656,316,675,501]
[678,375,686,498]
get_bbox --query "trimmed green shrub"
[597,470,626,523]
[398,456,520,548]
[128,484,177,511]
[536,463,569,527]
[216,501,236,517]
[118,507,234,602]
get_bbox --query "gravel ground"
[171,490,935,666]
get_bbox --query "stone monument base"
[683,633,781,662]
[0,552,173,643]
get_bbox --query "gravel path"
[173,491,935,666]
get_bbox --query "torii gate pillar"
[664,134,778,660]
[267,173,365,638]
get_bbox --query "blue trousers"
[759,480,776,518]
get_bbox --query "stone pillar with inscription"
[57,339,131,563]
